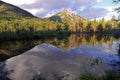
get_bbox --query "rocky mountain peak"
[61,9,74,13]
[59,9,76,16]
[48,8,85,23]
[57,9,79,21]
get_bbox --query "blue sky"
[2,0,119,20]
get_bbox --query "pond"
[0,33,120,62]
[0,33,120,79]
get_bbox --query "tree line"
[0,14,120,41]
[69,16,120,33]
[0,14,70,41]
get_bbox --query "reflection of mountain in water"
[0,34,120,61]
[0,43,120,80]
[0,43,116,80]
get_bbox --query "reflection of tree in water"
[0,34,119,61]
[62,34,117,50]
[0,40,41,61]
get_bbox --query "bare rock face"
[0,43,112,80]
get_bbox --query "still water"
[0,34,120,62]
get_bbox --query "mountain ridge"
[48,9,85,24]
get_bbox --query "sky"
[1,0,119,20]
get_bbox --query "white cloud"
[18,0,99,18]
[104,11,118,20]
[28,8,45,15]
[101,6,118,20]
[2,0,116,20]
[97,0,103,3]
[2,0,37,5]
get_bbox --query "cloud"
[103,7,118,20]
[77,7,108,19]
[19,0,101,18]
[97,0,103,3]
[2,0,37,5]
[20,0,71,9]
[27,8,45,15]
[2,0,113,19]
[18,0,72,17]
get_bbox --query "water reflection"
[0,34,120,61]
[56,34,120,51]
